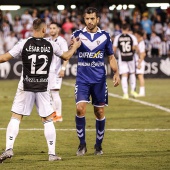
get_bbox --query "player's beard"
[50,32,57,37]
[87,23,97,31]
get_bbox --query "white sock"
[6,118,20,150]
[129,74,136,92]
[121,76,128,94]
[44,120,56,155]
[51,91,62,116]
[139,87,145,95]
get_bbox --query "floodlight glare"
[0,5,21,10]
[71,5,76,9]
[128,4,135,9]
[57,5,65,10]
[109,5,116,11]
[116,5,122,10]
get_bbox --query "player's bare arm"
[108,55,120,87]
[60,37,81,60]
[0,52,13,63]
[137,51,146,69]
[59,60,68,78]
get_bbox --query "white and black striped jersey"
[9,37,63,92]
[113,33,137,61]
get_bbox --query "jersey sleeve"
[105,33,114,56]
[139,41,145,53]
[52,41,63,57]
[60,38,68,52]
[113,35,119,47]
[132,35,138,46]
[8,39,26,58]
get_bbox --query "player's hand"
[58,70,65,78]
[137,59,142,69]
[137,63,141,69]
[113,72,120,87]
[72,37,81,49]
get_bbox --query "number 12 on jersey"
[28,54,48,74]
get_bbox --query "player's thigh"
[35,91,54,118]
[75,82,90,104]
[119,61,129,74]
[91,82,108,107]
[11,89,35,116]
[128,60,136,73]
[48,72,62,90]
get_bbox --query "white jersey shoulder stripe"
[79,33,107,51]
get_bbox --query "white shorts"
[135,54,145,74]
[11,88,54,117]
[118,58,136,75]
[48,72,62,90]
[136,60,145,74]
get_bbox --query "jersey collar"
[82,27,102,33]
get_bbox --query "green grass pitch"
[0,78,170,170]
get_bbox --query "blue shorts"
[75,81,108,106]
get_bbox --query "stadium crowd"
[0,4,170,57]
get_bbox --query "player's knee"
[94,108,104,119]
[76,105,85,116]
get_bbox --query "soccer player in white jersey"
[113,23,138,99]
[134,30,146,97]
[47,22,68,122]
[0,18,81,163]
[72,7,120,156]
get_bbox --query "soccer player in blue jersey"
[72,7,120,156]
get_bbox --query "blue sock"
[96,117,105,146]
[75,115,86,145]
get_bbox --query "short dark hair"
[121,23,130,30]
[50,22,59,27]
[134,29,144,37]
[84,7,99,18]
[33,18,46,31]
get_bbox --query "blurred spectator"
[21,9,32,25]
[62,17,74,33]
[150,31,161,57]
[141,12,152,40]
[4,31,18,52]
[100,7,110,29]
[31,8,39,22]
[41,9,51,25]
[0,31,5,54]
[13,16,23,39]
[64,28,73,46]
[2,21,11,38]
[120,8,131,24]
[20,22,29,39]
[152,14,164,40]
[113,24,122,37]
[0,10,3,31]
[132,8,141,24]
[164,22,170,56]
[5,11,13,25]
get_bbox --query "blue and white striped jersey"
[72,27,114,83]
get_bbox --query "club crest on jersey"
[96,40,100,45]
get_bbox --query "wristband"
[61,66,66,71]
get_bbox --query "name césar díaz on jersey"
[26,45,51,53]
[79,51,103,58]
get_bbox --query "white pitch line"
[63,81,170,113]
[0,128,170,132]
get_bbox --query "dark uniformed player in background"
[113,23,138,99]
[0,18,81,163]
